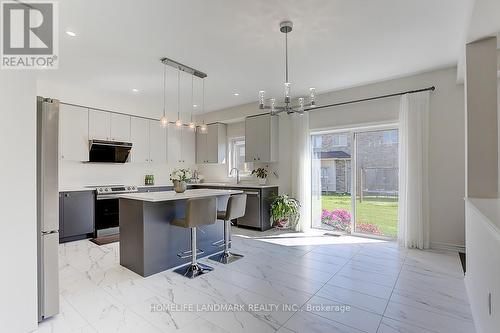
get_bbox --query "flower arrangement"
[320,208,382,235]
[270,194,300,229]
[321,209,351,233]
[170,168,193,182]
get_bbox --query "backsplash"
[59,160,197,188]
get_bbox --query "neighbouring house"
[312,131,399,197]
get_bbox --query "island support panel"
[119,198,226,277]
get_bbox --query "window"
[332,134,348,147]
[228,137,252,176]
[382,130,398,145]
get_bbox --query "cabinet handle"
[64,194,69,198]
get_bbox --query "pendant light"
[175,68,182,127]
[200,78,207,133]
[188,75,195,130]
[159,64,168,127]
[258,21,317,115]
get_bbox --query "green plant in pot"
[270,194,300,229]
[251,167,268,185]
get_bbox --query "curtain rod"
[304,86,435,112]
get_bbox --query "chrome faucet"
[230,168,240,184]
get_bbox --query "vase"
[258,178,267,185]
[173,180,187,193]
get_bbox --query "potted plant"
[170,168,192,193]
[251,167,268,185]
[270,194,300,229]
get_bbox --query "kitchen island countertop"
[118,188,243,202]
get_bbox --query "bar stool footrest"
[209,251,244,264]
[174,262,213,279]
[177,248,204,259]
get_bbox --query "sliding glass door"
[311,127,399,238]
[311,132,353,232]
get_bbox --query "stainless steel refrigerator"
[37,97,60,321]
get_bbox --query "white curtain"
[398,91,430,249]
[290,112,311,232]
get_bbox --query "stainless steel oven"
[94,185,138,237]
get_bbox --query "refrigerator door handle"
[40,232,59,320]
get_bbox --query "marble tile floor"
[36,228,475,333]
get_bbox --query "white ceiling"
[39,0,473,116]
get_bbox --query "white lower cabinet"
[59,104,89,162]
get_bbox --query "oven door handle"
[96,195,121,200]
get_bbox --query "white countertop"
[118,188,243,202]
[59,186,96,192]
[193,182,278,189]
[467,198,500,232]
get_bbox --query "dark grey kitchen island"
[118,189,242,277]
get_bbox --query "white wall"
[0,73,38,332]
[465,37,498,198]
[198,67,466,249]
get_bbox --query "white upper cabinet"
[110,113,131,142]
[149,120,167,163]
[59,104,89,162]
[245,114,278,163]
[130,117,150,163]
[168,124,196,164]
[196,128,207,164]
[181,127,196,164]
[196,123,227,164]
[167,124,182,164]
[88,109,111,140]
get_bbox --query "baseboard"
[430,241,465,253]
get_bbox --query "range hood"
[89,140,132,163]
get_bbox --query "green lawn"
[321,195,398,237]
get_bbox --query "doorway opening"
[311,126,399,238]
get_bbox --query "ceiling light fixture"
[160,64,168,127]
[65,31,77,37]
[258,21,317,115]
[175,69,182,127]
[188,75,195,130]
[159,57,208,129]
[132,88,139,93]
[200,79,208,134]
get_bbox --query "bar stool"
[172,197,217,278]
[209,193,247,264]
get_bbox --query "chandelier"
[258,21,316,115]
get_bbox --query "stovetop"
[94,185,138,195]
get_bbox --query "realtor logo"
[1,1,58,69]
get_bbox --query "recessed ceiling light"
[193,104,198,108]
[233,93,239,96]
[132,88,139,93]
[65,31,77,37]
